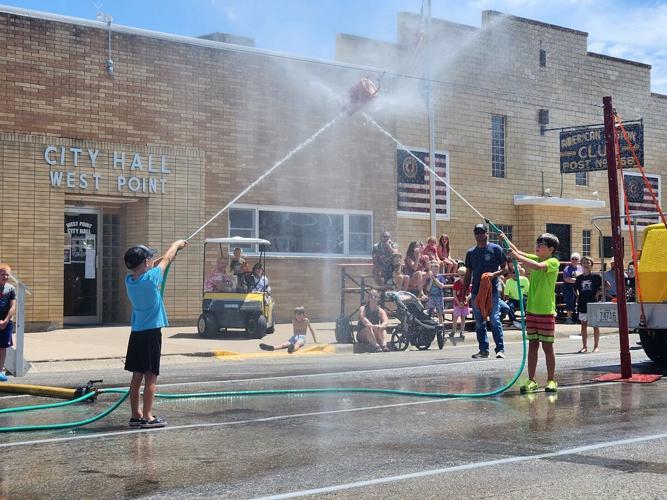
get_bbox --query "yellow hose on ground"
[0,383,81,399]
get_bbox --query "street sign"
[559,123,643,173]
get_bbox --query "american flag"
[397,149,448,216]
[622,172,661,227]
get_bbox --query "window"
[539,49,547,67]
[348,214,372,255]
[229,205,372,256]
[488,224,513,245]
[229,208,256,251]
[575,171,588,186]
[491,115,506,178]
[582,229,591,256]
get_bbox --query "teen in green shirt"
[500,232,560,394]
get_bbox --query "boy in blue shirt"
[124,240,187,428]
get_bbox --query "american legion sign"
[559,123,644,174]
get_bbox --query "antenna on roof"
[94,2,114,76]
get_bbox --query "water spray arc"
[0,78,529,433]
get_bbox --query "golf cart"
[197,237,275,339]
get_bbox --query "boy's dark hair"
[580,256,594,266]
[252,262,263,271]
[536,233,559,254]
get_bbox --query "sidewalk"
[21,321,618,363]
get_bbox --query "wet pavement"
[0,336,665,499]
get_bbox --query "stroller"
[384,291,445,351]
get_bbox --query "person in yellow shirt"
[502,263,530,329]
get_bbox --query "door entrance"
[546,223,571,261]
[64,209,101,324]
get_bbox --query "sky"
[4,0,667,94]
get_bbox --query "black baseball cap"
[124,245,157,269]
[473,224,488,234]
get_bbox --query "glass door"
[64,209,101,324]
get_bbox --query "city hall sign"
[43,145,172,194]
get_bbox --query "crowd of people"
[370,229,534,341]
[367,226,633,368]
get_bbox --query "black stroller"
[384,291,445,351]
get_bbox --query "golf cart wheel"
[266,310,276,334]
[197,313,219,338]
[390,330,409,351]
[639,329,667,364]
[246,314,268,339]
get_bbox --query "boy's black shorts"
[124,328,162,375]
[0,321,13,348]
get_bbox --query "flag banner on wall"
[396,148,449,217]
[622,172,661,228]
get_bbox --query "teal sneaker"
[520,379,538,393]
[545,380,559,392]
[0,372,7,382]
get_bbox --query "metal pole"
[592,218,606,299]
[14,282,25,377]
[602,96,632,378]
[426,0,437,237]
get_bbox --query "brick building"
[0,6,665,330]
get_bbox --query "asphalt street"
[0,334,665,499]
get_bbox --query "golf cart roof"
[204,237,271,245]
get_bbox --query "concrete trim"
[482,10,588,37]
[587,51,651,69]
[513,195,605,209]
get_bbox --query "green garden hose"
[0,220,528,432]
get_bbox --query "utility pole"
[602,96,632,378]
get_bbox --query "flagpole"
[426,0,437,236]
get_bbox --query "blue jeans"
[470,291,504,353]
[563,285,576,313]
[505,298,526,322]
[499,299,510,321]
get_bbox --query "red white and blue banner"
[622,172,661,228]
[396,148,449,219]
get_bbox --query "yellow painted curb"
[212,344,337,360]
[211,350,240,357]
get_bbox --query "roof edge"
[0,4,385,74]
[587,51,651,69]
[483,10,588,37]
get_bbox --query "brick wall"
[2,8,667,328]
[339,10,667,266]
[0,11,397,327]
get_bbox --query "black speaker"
[538,109,549,125]
[601,236,625,259]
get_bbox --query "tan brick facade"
[1,8,666,329]
[0,10,396,328]
[338,11,667,264]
